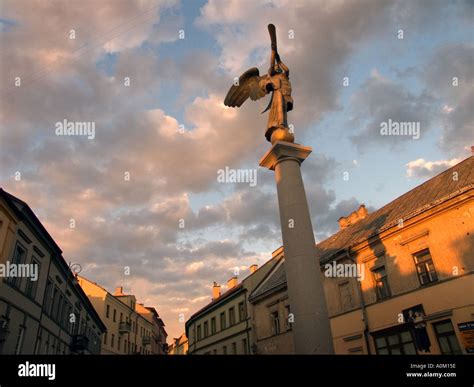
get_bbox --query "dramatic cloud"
[0,0,470,340]
[422,43,474,155]
[197,0,392,133]
[349,70,437,150]
[406,158,461,179]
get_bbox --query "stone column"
[259,141,334,354]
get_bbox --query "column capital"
[259,141,312,170]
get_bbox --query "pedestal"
[259,141,334,354]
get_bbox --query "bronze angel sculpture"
[224,24,294,144]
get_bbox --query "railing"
[119,321,132,333]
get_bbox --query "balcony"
[119,321,132,334]
[70,334,89,352]
[142,336,152,345]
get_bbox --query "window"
[10,242,26,288]
[66,303,73,332]
[271,311,280,335]
[374,330,416,354]
[204,321,209,337]
[211,317,216,334]
[103,332,107,345]
[43,279,53,314]
[242,338,248,354]
[51,287,59,317]
[120,312,123,322]
[197,325,202,340]
[373,266,391,300]
[124,340,128,354]
[238,302,246,321]
[35,335,42,354]
[433,320,462,354]
[285,305,292,331]
[106,305,110,318]
[338,281,353,310]
[229,307,236,326]
[220,312,226,330]
[222,345,227,354]
[414,249,438,286]
[74,315,80,335]
[231,342,237,354]
[118,336,121,352]
[25,258,40,299]
[113,309,117,322]
[14,326,25,354]
[56,294,63,322]
[111,334,115,348]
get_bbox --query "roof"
[250,259,286,301]
[0,189,107,332]
[187,283,244,323]
[250,156,474,300]
[186,247,284,325]
[0,188,63,254]
[317,156,474,263]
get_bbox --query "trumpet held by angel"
[224,24,294,144]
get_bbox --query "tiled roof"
[250,261,286,300]
[187,283,243,321]
[317,156,473,262]
[250,156,474,299]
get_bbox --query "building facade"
[136,304,168,354]
[168,333,188,355]
[78,277,163,355]
[186,257,279,354]
[249,156,474,355]
[0,189,106,354]
[249,254,294,354]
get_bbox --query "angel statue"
[224,24,294,144]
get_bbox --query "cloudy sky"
[1,0,472,340]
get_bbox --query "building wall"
[168,334,188,355]
[187,290,250,354]
[251,288,294,354]
[135,304,167,354]
[322,191,474,354]
[78,277,156,355]
[248,191,473,354]
[186,254,282,355]
[0,196,104,355]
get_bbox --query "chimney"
[338,204,369,230]
[338,217,349,230]
[227,276,238,290]
[212,282,221,300]
[114,286,124,296]
[249,264,258,274]
[471,145,474,155]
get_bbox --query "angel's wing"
[224,67,268,107]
